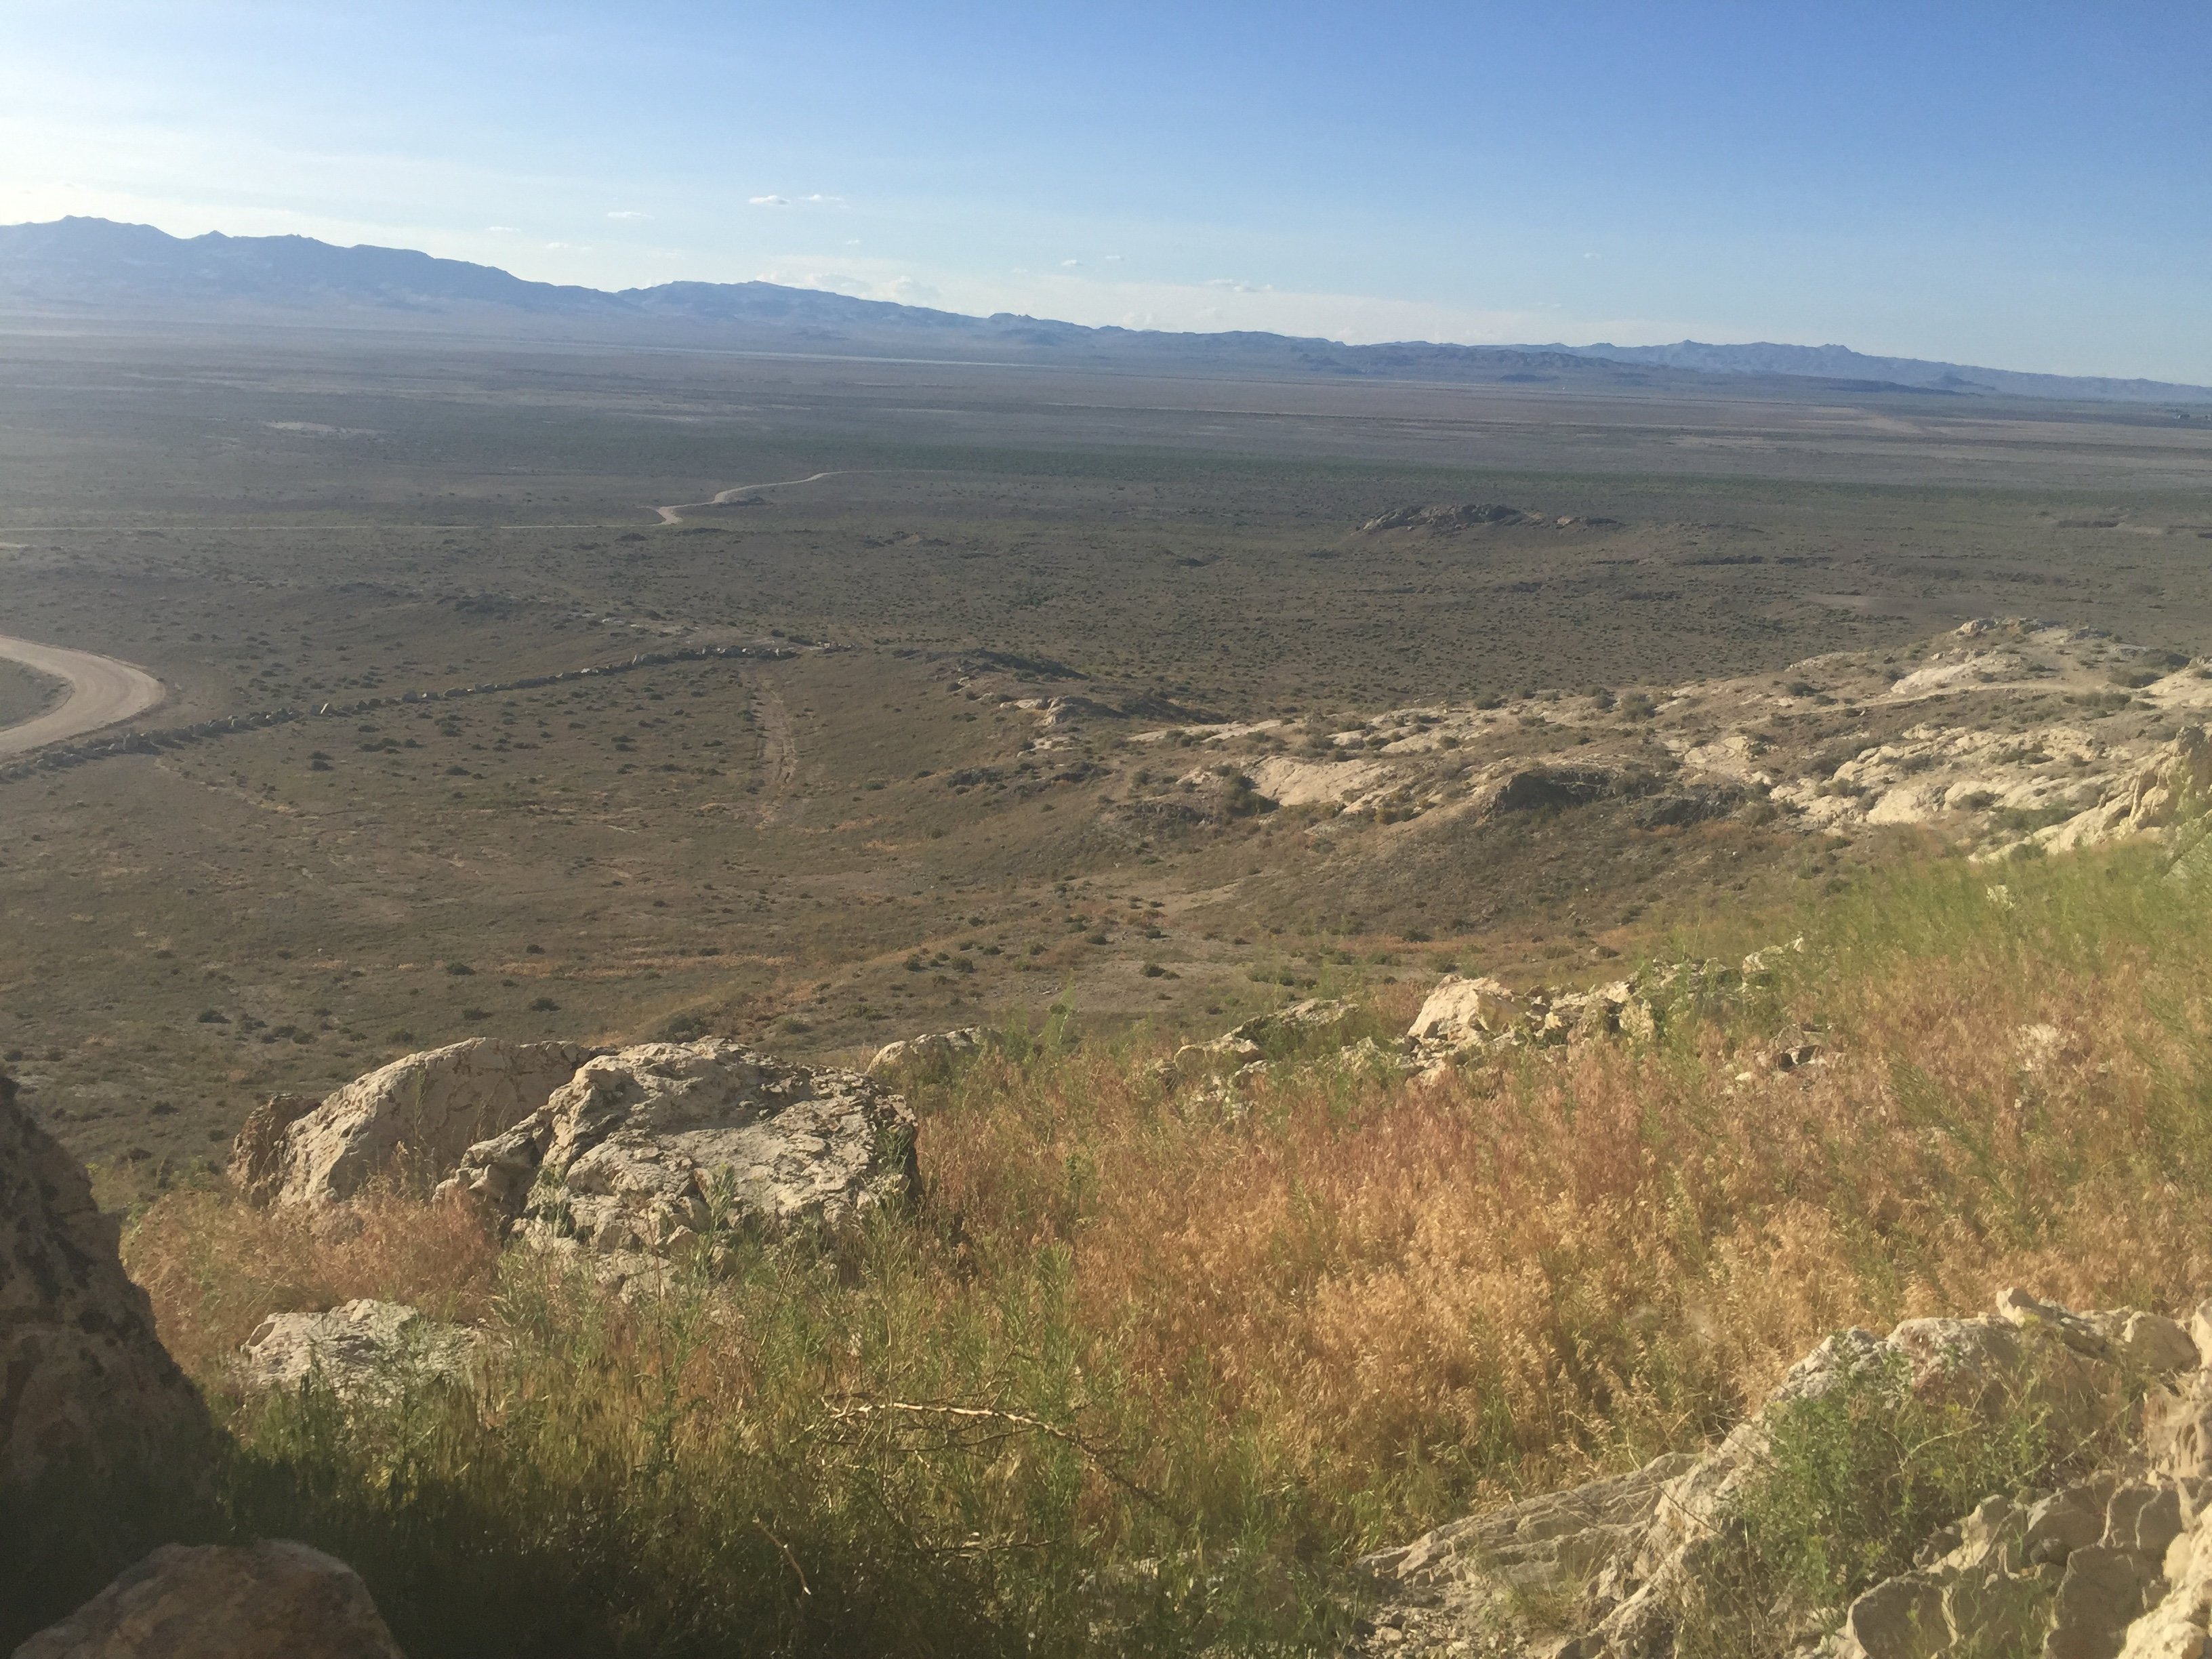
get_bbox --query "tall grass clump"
[113,840,2212,1655]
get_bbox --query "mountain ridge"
[5,216,2206,405]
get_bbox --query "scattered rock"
[15,1540,405,1658]
[0,1071,210,1496]
[232,1039,594,1208]
[239,1300,479,1401]
[1131,621,2212,865]
[436,1040,918,1260]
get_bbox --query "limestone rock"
[2045,726,2212,853]
[239,1300,478,1401]
[865,1026,996,1079]
[232,1039,594,1208]
[1357,1454,1698,1656]
[436,1040,917,1257]
[0,1071,210,1496]
[14,1540,405,1658]
[1357,1288,2205,1659]
[1168,997,1361,1079]
[1405,975,1525,1055]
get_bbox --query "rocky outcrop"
[1130,621,2212,854]
[2043,726,2212,853]
[1400,949,1803,1077]
[866,1026,998,1079]
[436,1040,917,1259]
[15,1540,405,1658]
[1356,1288,2212,1659]
[1166,997,1361,1078]
[1360,503,1530,533]
[232,1040,593,1208]
[0,1071,210,1496]
[1404,968,1665,1073]
[239,1300,478,1401]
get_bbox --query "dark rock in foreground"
[0,1071,210,1496]
[15,1541,405,1659]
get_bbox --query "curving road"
[653,471,841,525]
[0,634,166,757]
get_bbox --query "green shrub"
[1677,1347,2125,1659]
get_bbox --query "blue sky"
[4,1,2207,380]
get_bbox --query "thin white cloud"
[801,192,845,205]
[607,209,651,222]
[749,194,789,207]
[1061,258,1079,268]
[754,266,940,305]
[485,224,518,233]
[1103,253,1124,262]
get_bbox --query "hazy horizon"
[5,2,2207,382]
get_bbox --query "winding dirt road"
[653,471,841,525]
[0,634,166,757]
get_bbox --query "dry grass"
[110,842,2212,1655]
[127,1185,501,1384]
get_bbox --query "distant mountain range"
[1539,339,2210,405]
[3,217,2206,405]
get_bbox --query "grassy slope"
[46,838,2212,1656]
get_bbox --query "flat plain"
[3,325,2211,1170]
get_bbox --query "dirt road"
[0,634,166,756]
[653,472,841,525]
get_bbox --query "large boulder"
[0,1072,210,1496]
[1404,975,1525,1056]
[14,1540,405,1658]
[436,1040,918,1258]
[865,1026,997,1080]
[230,1040,593,1208]
[239,1300,479,1402]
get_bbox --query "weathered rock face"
[15,1540,405,1658]
[239,1300,479,1401]
[436,1040,918,1258]
[232,1040,593,1208]
[2045,725,2212,853]
[1356,1288,2207,1659]
[0,1072,210,1496]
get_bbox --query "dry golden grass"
[127,1185,501,1383]
[110,842,2212,1656]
